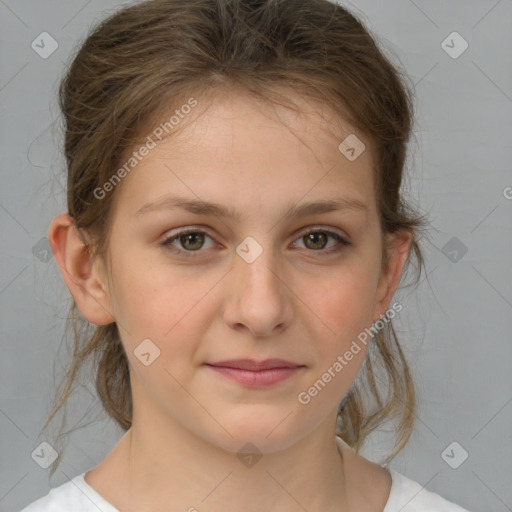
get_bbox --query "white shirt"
[20,468,471,511]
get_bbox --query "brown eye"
[303,232,328,250]
[293,228,351,255]
[179,232,205,251]
[162,229,216,256]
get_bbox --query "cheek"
[108,254,219,364]
[108,247,179,324]
[301,263,377,342]
[296,264,377,394]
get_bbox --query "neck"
[101,413,348,512]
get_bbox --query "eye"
[292,228,351,255]
[161,226,351,258]
[161,228,217,256]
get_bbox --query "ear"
[48,213,115,325]
[372,230,413,324]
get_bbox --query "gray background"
[1,1,511,511]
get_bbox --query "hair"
[43,0,430,474]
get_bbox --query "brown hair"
[43,0,430,473]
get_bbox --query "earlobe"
[372,230,413,323]
[48,213,115,325]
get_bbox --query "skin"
[49,87,412,512]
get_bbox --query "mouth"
[206,358,303,371]
[204,359,305,388]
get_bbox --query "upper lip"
[206,359,303,370]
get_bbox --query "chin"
[202,413,307,455]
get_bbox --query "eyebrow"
[135,195,369,221]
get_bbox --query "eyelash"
[161,226,352,258]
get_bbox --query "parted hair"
[43,0,429,473]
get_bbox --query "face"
[97,89,402,454]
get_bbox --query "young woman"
[21,0,471,510]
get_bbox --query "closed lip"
[205,359,304,371]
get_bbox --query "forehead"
[161,87,372,165]
[113,88,377,219]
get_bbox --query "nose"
[222,242,294,338]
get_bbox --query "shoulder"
[19,472,119,512]
[384,468,472,512]
[336,437,471,512]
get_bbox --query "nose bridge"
[226,233,292,336]
[234,233,282,295]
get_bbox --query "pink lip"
[207,358,302,370]
[205,359,305,388]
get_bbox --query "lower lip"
[206,365,302,387]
